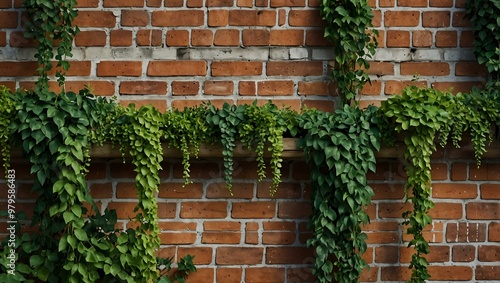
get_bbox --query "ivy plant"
[0,86,15,175]
[465,0,500,81]
[320,0,378,105]
[297,105,380,283]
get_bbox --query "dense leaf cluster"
[297,105,380,283]
[320,0,378,105]
[466,0,500,80]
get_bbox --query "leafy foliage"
[0,86,15,175]
[320,0,378,105]
[379,86,454,282]
[23,0,79,87]
[465,0,500,80]
[297,105,380,283]
[206,102,287,195]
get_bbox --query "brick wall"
[0,0,488,111]
[1,145,499,282]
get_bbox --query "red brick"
[297,81,328,96]
[289,10,323,26]
[228,10,276,26]
[381,266,411,281]
[257,80,294,95]
[478,245,500,262]
[136,29,162,46]
[103,0,144,6]
[266,247,314,264]
[452,11,470,27]
[75,31,106,47]
[203,81,234,95]
[384,11,420,27]
[400,62,450,76]
[429,203,463,219]
[180,201,228,218]
[242,29,270,46]
[384,80,427,95]
[172,162,221,178]
[450,163,467,181]
[166,30,189,46]
[158,183,203,198]
[364,62,394,76]
[271,0,305,6]
[187,0,203,6]
[455,62,488,77]
[270,29,304,46]
[361,80,382,95]
[216,268,242,283]
[216,247,263,264]
[489,222,500,241]
[9,31,35,48]
[207,0,233,6]
[428,266,473,281]
[120,81,167,95]
[435,30,457,47]
[386,30,410,47]
[366,232,399,244]
[432,81,482,94]
[467,202,499,219]
[476,266,500,280]
[191,29,213,46]
[164,0,183,6]
[184,268,214,282]
[302,99,335,112]
[460,30,474,47]
[432,183,477,199]
[446,222,487,242]
[375,246,398,263]
[267,61,323,76]
[286,267,315,282]
[152,0,170,6]
[232,202,275,218]
[257,182,301,199]
[278,202,311,219]
[0,11,18,28]
[452,245,475,262]
[74,11,116,27]
[148,61,207,76]
[152,11,204,26]
[110,30,132,46]
[97,61,142,77]
[412,30,432,47]
[206,182,253,198]
[171,81,200,95]
[202,231,241,244]
[204,221,241,231]
[178,247,213,264]
[158,222,197,231]
[482,184,500,199]
[245,268,285,282]
[212,62,262,76]
[214,29,240,46]
[422,11,450,27]
[371,183,405,200]
[398,0,426,6]
[116,182,137,198]
[305,30,331,46]
[0,32,6,46]
[399,245,449,263]
[239,81,256,95]
[76,0,99,7]
[159,232,196,244]
[430,0,453,7]
[208,10,229,27]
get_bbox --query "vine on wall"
[297,105,380,283]
[320,0,378,105]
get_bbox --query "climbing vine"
[296,105,380,283]
[465,0,500,81]
[320,0,378,105]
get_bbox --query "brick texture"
[0,0,484,108]
[2,151,500,282]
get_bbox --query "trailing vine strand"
[320,0,378,105]
[296,105,380,283]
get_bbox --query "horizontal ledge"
[7,138,500,160]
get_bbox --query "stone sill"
[7,138,500,160]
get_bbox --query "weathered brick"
[152,11,204,26]
[216,247,263,264]
[148,61,207,76]
[97,61,142,77]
